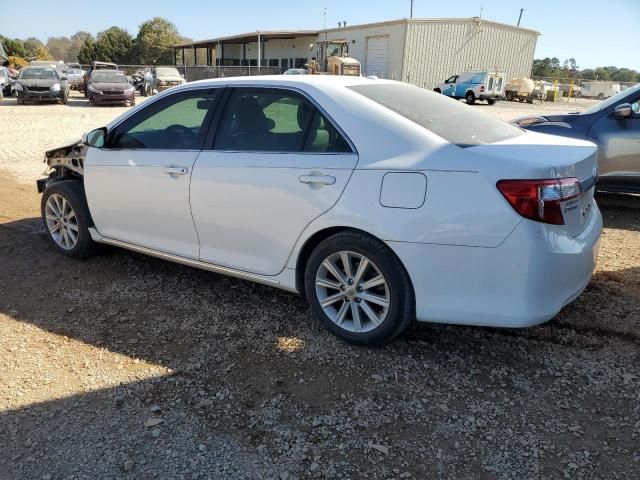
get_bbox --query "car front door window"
[110,89,218,150]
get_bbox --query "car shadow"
[1,207,639,478]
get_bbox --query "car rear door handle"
[164,166,188,176]
[299,175,336,186]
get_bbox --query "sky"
[1,0,638,70]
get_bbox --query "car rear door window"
[109,89,219,150]
[214,88,352,153]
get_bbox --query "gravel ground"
[0,91,639,479]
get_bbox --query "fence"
[115,65,280,82]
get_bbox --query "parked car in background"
[513,83,640,193]
[38,76,601,345]
[64,68,84,90]
[283,68,307,75]
[14,67,69,104]
[434,70,504,104]
[0,66,16,98]
[150,66,186,93]
[87,70,134,106]
[82,61,118,97]
[30,60,59,69]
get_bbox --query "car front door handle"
[299,175,336,186]
[164,166,188,176]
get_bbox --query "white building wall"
[322,21,407,80]
[402,19,538,89]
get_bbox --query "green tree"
[23,37,45,57]
[611,68,639,83]
[68,31,92,62]
[95,27,133,63]
[1,37,27,57]
[134,17,182,64]
[77,37,98,64]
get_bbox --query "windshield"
[19,68,57,80]
[582,82,640,114]
[155,67,180,77]
[348,83,523,147]
[91,71,129,83]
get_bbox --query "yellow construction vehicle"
[308,40,361,76]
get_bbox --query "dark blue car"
[513,83,640,193]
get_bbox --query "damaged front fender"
[44,139,86,176]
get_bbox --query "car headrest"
[297,102,320,131]
[234,96,272,133]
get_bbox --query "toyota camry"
[38,76,602,345]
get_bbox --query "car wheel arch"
[294,226,416,304]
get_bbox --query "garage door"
[366,36,389,77]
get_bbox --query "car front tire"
[304,231,414,345]
[41,180,95,258]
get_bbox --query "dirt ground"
[0,92,639,479]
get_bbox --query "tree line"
[532,57,640,83]
[0,17,191,65]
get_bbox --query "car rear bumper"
[479,94,503,100]
[387,202,603,328]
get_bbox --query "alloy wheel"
[44,193,79,250]
[315,251,390,333]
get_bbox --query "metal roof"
[173,17,539,49]
[323,17,539,35]
[174,30,319,48]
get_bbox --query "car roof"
[185,74,381,90]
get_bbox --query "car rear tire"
[304,231,414,345]
[487,99,496,105]
[465,91,475,105]
[433,88,441,93]
[506,91,515,101]
[41,180,95,258]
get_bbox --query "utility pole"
[410,0,414,19]
[257,31,261,72]
[517,8,524,26]
[324,8,328,40]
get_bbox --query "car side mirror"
[613,103,632,119]
[83,127,107,148]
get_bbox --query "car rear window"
[348,83,523,147]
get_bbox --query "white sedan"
[38,76,602,345]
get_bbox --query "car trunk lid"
[472,130,598,236]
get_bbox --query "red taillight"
[496,178,581,225]
[480,85,485,92]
